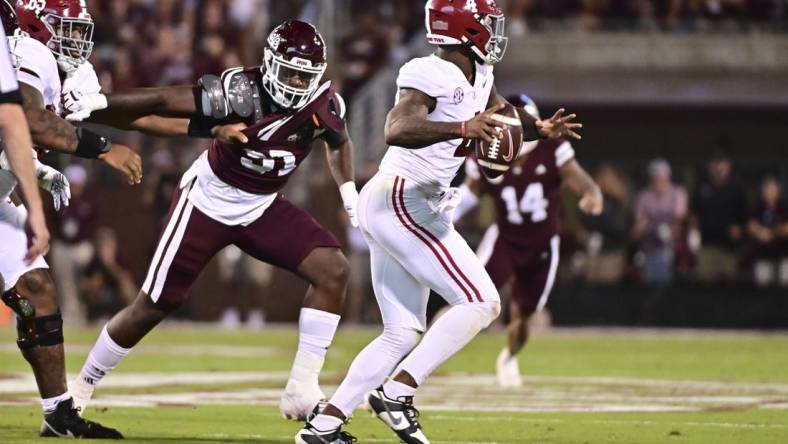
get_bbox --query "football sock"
[382,378,417,400]
[309,413,344,431]
[41,392,71,414]
[288,308,341,385]
[399,301,500,386]
[328,325,420,417]
[78,325,131,386]
[297,308,340,358]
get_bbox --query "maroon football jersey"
[470,139,575,247]
[207,67,346,195]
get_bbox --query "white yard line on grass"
[2,371,787,414]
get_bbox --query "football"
[475,103,523,179]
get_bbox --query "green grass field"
[1,326,787,443]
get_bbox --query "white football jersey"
[11,36,61,113]
[11,35,101,116]
[379,54,495,190]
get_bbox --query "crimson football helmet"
[262,20,327,110]
[15,0,94,72]
[425,0,508,65]
[507,93,540,156]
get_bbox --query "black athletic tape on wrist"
[75,128,112,158]
[187,117,216,138]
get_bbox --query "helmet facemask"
[43,13,94,72]
[468,13,507,65]
[262,49,326,110]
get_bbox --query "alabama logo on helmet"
[424,0,508,65]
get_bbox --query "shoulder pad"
[197,74,228,119]
[222,68,261,119]
[313,87,346,135]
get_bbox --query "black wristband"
[74,128,112,158]
[187,117,217,138]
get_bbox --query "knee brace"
[2,288,64,350]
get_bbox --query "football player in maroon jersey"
[64,21,358,424]
[454,94,603,387]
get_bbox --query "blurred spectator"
[338,7,392,100]
[78,227,137,323]
[576,163,632,283]
[48,165,99,325]
[633,159,688,284]
[142,150,183,230]
[746,177,788,286]
[691,151,748,281]
[216,246,271,330]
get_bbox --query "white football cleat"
[70,375,96,416]
[280,378,326,421]
[495,347,523,387]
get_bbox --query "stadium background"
[11,0,785,330]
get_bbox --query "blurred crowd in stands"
[504,0,788,32]
[28,1,786,326]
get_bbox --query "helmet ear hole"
[466,28,480,36]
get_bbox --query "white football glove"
[339,181,359,228]
[63,90,108,122]
[36,161,71,211]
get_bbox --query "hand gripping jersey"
[467,138,575,248]
[380,55,494,190]
[183,67,346,227]
[207,67,345,195]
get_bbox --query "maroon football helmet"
[262,20,327,110]
[1,0,17,35]
[425,0,508,65]
[15,0,94,72]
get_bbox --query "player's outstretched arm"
[385,88,506,148]
[324,128,358,227]
[103,86,198,117]
[490,85,583,141]
[560,159,603,215]
[19,84,142,186]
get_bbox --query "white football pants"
[357,173,500,332]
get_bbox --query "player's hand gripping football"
[99,144,143,185]
[536,108,583,140]
[463,103,506,144]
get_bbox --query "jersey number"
[453,111,479,157]
[22,0,46,14]
[240,149,296,177]
[501,183,548,224]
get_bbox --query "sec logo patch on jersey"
[453,87,464,104]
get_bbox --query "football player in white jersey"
[298,1,582,443]
[0,0,135,438]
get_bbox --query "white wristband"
[339,181,358,203]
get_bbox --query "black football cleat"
[366,387,430,444]
[40,398,123,439]
[295,422,357,444]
